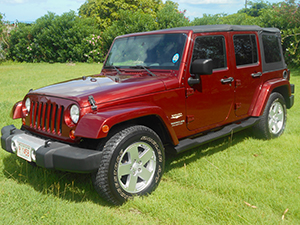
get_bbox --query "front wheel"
[92,125,165,205]
[253,92,287,139]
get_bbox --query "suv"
[1,25,295,204]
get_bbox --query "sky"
[0,0,281,23]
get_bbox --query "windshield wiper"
[130,65,156,77]
[105,65,121,75]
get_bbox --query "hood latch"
[88,95,97,111]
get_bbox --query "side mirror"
[190,59,213,75]
[188,59,213,86]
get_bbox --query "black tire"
[253,92,287,139]
[92,125,165,205]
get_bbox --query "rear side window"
[233,34,258,66]
[262,34,282,63]
[192,35,227,70]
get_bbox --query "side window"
[192,35,227,70]
[262,34,282,63]
[233,34,258,66]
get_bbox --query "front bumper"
[1,125,102,173]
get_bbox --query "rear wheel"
[92,125,165,205]
[253,92,287,139]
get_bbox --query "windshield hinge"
[88,95,97,111]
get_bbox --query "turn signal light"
[102,125,109,133]
[69,129,76,140]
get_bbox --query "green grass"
[1,62,300,224]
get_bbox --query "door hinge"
[235,103,242,110]
[235,79,241,87]
[186,115,195,124]
[186,88,194,97]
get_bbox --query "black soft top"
[161,24,280,34]
[119,25,280,39]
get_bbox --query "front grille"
[29,100,64,135]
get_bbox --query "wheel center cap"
[131,160,142,175]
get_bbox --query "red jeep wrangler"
[1,25,295,204]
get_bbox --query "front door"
[186,33,235,131]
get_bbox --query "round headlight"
[25,98,31,112]
[70,105,80,124]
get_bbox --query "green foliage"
[282,28,300,66]
[0,12,10,60]
[79,0,162,30]
[0,13,3,32]
[0,13,4,59]
[156,1,190,29]
[238,1,270,17]
[83,34,106,63]
[219,13,258,25]
[256,0,300,29]
[7,11,99,63]
[190,13,225,26]
[191,12,257,26]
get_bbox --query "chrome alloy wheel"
[117,142,156,194]
[268,100,284,135]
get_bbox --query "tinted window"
[262,35,282,63]
[233,34,258,66]
[192,35,227,70]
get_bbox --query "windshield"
[104,33,187,70]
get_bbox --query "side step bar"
[174,117,260,153]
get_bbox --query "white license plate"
[17,142,32,162]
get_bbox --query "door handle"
[221,77,234,84]
[251,72,262,78]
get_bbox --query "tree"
[79,0,162,30]
[191,13,226,26]
[238,1,270,17]
[8,11,99,62]
[156,1,190,29]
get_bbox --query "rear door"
[231,32,263,117]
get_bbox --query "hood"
[29,74,167,107]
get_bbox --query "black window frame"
[259,32,285,72]
[262,34,282,64]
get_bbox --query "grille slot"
[29,100,64,135]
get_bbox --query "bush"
[82,34,106,63]
[7,11,100,63]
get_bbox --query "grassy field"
[0,62,299,224]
